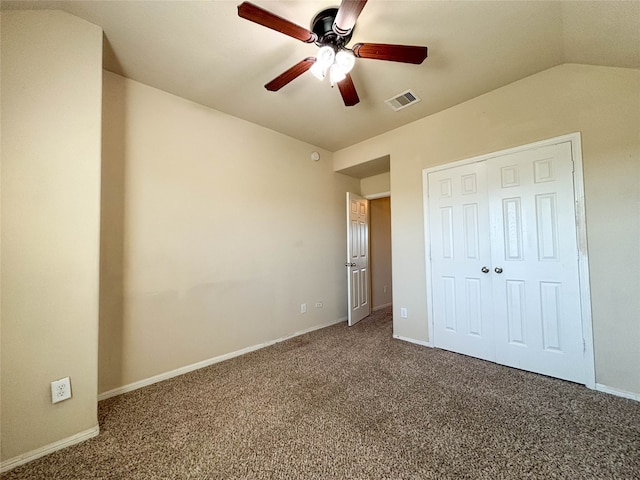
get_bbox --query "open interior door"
[346,192,370,326]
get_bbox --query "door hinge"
[583,338,586,353]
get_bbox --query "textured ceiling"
[3,1,639,152]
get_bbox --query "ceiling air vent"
[385,89,421,112]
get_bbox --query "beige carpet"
[3,307,639,479]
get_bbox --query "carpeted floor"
[3,307,639,479]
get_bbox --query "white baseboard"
[595,383,640,402]
[393,334,432,348]
[98,316,347,401]
[372,303,392,311]
[0,425,99,474]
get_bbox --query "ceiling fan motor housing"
[312,8,353,49]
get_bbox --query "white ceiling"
[3,1,639,152]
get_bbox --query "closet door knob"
[481,267,490,273]
[495,267,503,274]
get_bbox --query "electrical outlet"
[400,307,408,318]
[300,303,307,314]
[51,377,72,404]
[315,302,323,308]
[383,285,388,293]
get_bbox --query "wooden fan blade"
[352,43,428,64]
[238,2,317,43]
[265,58,316,91]
[334,0,368,35]
[337,74,360,107]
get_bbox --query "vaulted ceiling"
[3,1,639,152]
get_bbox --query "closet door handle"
[494,267,503,274]
[481,266,490,273]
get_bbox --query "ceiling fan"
[237,0,428,107]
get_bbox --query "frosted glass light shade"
[335,50,355,74]
[316,46,335,67]
[312,46,355,84]
[329,64,346,85]
[310,61,326,80]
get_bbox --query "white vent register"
[385,89,421,111]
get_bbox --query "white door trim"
[365,191,391,200]
[422,133,595,389]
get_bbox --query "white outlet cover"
[400,307,408,318]
[51,377,72,403]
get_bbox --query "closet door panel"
[488,142,585,383]
[428,162,494,361]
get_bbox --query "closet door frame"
[422,132,596,389]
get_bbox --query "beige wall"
[2,12,636,469]
[334,64,640,396]
[370,197,392,309]
[99,72,359,394]
[1,11,103,463]
[361,172,390,197]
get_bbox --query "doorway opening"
[338,156,392,326]
[369,195,392,312]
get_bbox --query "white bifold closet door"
[428,141,586,384]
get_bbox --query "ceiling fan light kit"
[237,0,428,107]
[310,45,336,80]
